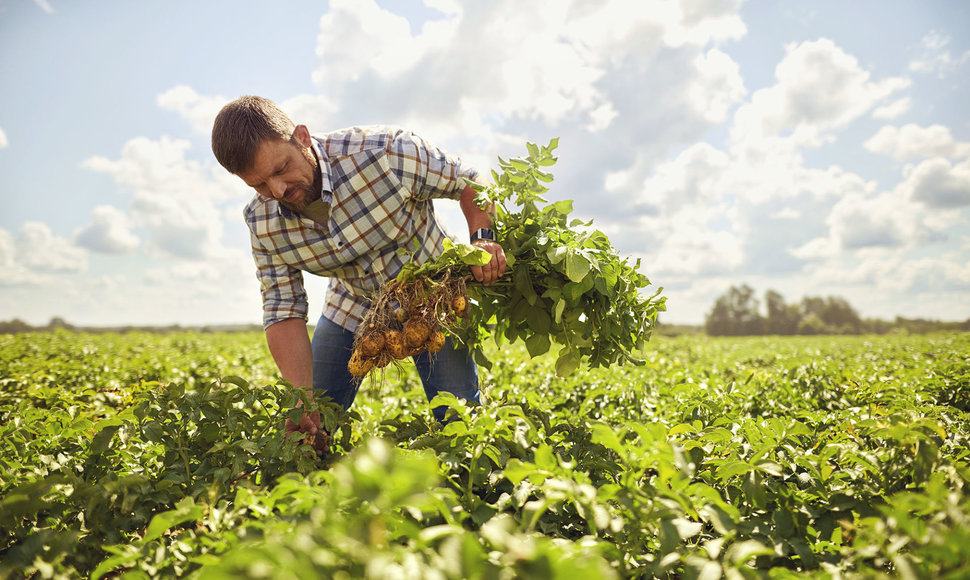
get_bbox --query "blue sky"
[1,0,968,327]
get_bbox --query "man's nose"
[268,177,286,199]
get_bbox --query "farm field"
[1,330,969,579]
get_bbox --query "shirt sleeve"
[388,129,480,202]
[250,230,309,329]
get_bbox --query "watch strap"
[470,228,495,242]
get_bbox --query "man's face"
[239,127,318,212]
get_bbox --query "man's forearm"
[459,183,494,234]
[265,318,314,391]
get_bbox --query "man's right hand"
[285,409,330,456]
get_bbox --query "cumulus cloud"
[732,38,909,146]
[0,127,8,148]
[903,157,970,209]
[688,48,747,123]
[305,0,748,147]
[17,222,88,273]
[81,136,249,259]
[74,205,140,254]
[598,33,933,292]
[157,85,230,135]
[0,223,88,286]
[864,124,970,161]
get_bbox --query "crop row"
[1,331,968,578]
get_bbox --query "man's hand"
[285,407,330,457]
[470,239,507,285]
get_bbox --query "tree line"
[704,284,970,336]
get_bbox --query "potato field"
[1,330,968,579]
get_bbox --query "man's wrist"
[470,228,495,242]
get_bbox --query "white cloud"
[305,0,749,148]
[81,136,249,259]
[74,205,140,254]
[871,97,911,120]
[0,127,8,148]
[909,31,970,78]
[732,38,909,146]
[792,179,955,261]
[639,142,731,209]
[804,249,970,297]
[0,223,88,286]
[157,85,230,135]
[279,94,341,135]
[688,48,747,123]
[902,157,970,209]
[17,222,87,273]
[638,206,746,276]
[864,124,970,161]
[771,207,800,219]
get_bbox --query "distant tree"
[797,314,829,335]
[0,318,35,334]
[798,296,862,334]
[705,284,765,336]
[821,297,862,333]
[765,290,800,335]
[46,317,76,331]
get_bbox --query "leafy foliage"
[1,330,969,578]
[367,139,666,377]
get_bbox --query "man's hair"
[211,96,296,175]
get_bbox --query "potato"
[404,318,432,348]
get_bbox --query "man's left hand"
[470,239,507,285]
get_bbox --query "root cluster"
[349,268,470,380]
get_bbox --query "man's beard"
[280,184,316,212]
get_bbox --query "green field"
[1,330,968,579]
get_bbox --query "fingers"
[285,410,328,455]
[471,240,507,285]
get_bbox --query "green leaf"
[526,307,551,335]
[457,244,492,267]
[565,251,591,283]
[547,245,569,265]
[715,460,751,481]
[142,497,203,543]
[725,539,774,566]
[525,333,551,357]
[555,349,581,377]
[553,299,566,323]
[222,375,249,389]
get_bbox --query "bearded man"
[211,96,506,455]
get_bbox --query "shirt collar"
[310,135,334,202]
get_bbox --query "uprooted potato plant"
[349,139,667,381]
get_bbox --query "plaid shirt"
[245,126,479,332]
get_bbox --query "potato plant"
[350,139,666,380]
[1,331,969,578]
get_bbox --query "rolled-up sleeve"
[250,232,309,329]
[389,129,479,202]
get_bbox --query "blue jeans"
[311,315,480,422]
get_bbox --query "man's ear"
[293,124,312,147]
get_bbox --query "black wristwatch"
[470,228,495,242]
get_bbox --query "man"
[211,96,506,455]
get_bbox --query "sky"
[1,0,968,328]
